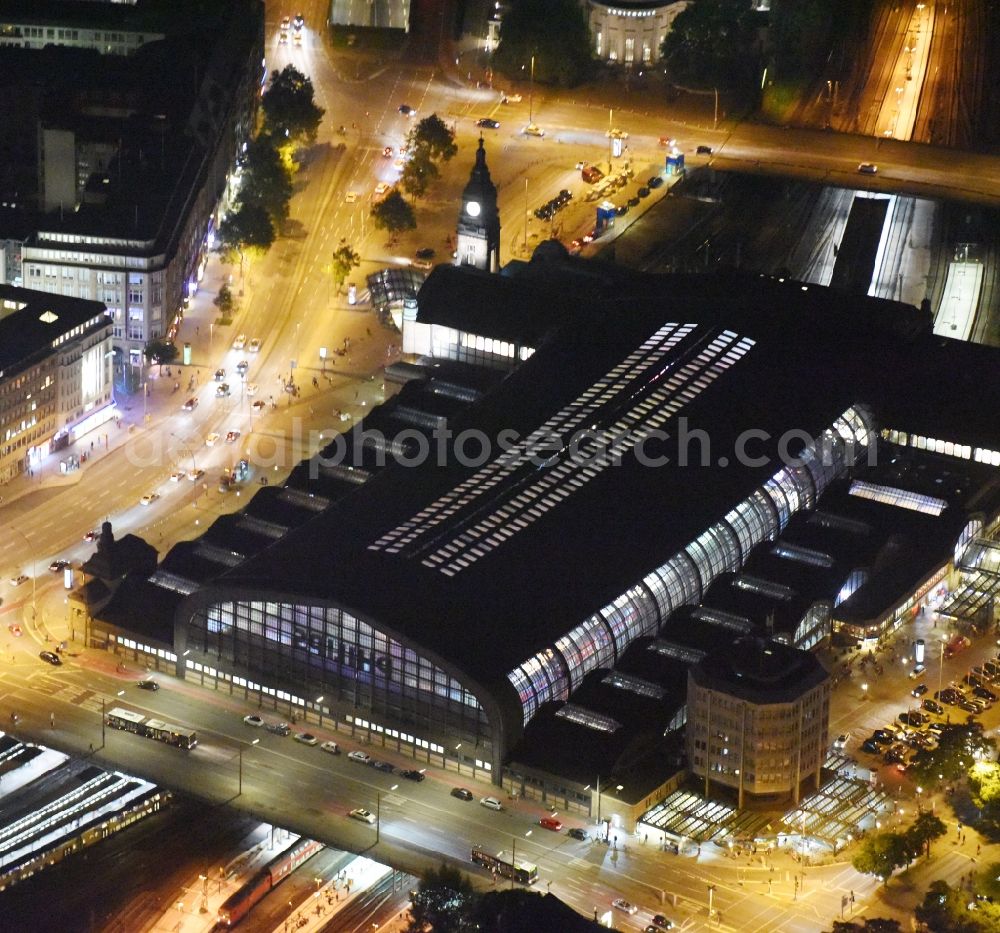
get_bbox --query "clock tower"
[456,137,500,272]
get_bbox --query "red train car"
[217,838,323,926]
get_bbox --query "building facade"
[584,0,688,65]
[687,637,830,806]
[0,285,113,483]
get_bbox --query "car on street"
[861,738,881,754]
[236,359,249,375]
[243,714,263,727]
[293,28,302,45]
[187,468,205,482]
[246,382,259,397]
[321,741,340,754]
[10,574,29,587]
[294,732,318,746]
[480,796,503,811]
[169,470,185,482]
[401,769,425,782]
[139,493,160,506]
[252,400,266,412]
[83,530,99,542]
[350,808,376,824]
[293,12,304,30]
[345,191,358,203]
[248,338,261,353]
[415,247,435,260]
[638,186,651,198]
[568,827,588,840]
[266,722,291,736]
[650,916,675,930]
[476,118,500,129]
[370,760,395,773]
[348,750,371,764]
[215,384,230,398]
[648,175,664,189]
[278,29,288,44]
[911,683,928,697]
[182,397,199,411]
[858,162,878,175]
[522,123,545,137]
[214,368,226,381]
[923,698,944,714]
[374,182,391,197]
[136,680,159,691]
[49,559,70,573]
[612,899,638,915]
[205,433,221,447]
[833,733,849,749]
[382,146,393,158]
[225,431,241,444]
[398,104,415,116]
[696,145,713,155]
[280,16,290,29]
[539,817,563,831]
[898,711,928,727]
[500,93,522,103]
[8,623,23,637]
[233,334,246,350]
[40,650,62,666]
[628,195,640,207]
[451,787,474,801]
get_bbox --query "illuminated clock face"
[465,200,481,217]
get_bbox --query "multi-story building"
[584,0,688,66]
[686,637,830,807]
[0,284,113,483]
[0,0,264,376]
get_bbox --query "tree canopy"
[407,114,457,163]
[330,239,360,293]
[406,864,477,933]
[827,921,902,933]
[916,879,1000,932]
[903,810,946,861]
[241,134,294,224]
[851,832,908,885]
[370,190,416,241]
[660,0,762,89]
[143,337,178,369]
[908,725,996,785]
[400,148,440,199]
[215,202,275,261]
[492,0,593,88]
[261,65,325,143]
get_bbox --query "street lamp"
[861,682,868,701]
[510,829,531,889]
[316,695,325,727]
[238,738,259,796]
[10,528,37,616]
[707,883,716,918]
[937,636,947,700]
[376,784,397,845]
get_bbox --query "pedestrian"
[49,713,55,727]
[977,844,981,855]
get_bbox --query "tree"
[261,65,325,143]
[216,202,275,262]
[241,134,294,224]
[143,337,178,372]
[909,725,996,786]
[904,810,947,862]
[406,864,476,933]
[400,148,440,199]
[370,190,416,244]
[492,0,593,87]
[660,0,761,89]
[828,922,902,933]
[214,283,234,316]
[851,832,908,885]
[330,239,360,294]
[407,114,457,163]
[916,879,989,933]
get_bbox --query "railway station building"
[91,250,1000,815]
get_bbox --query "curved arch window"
[555,614,616,691]
[509,648,570,722]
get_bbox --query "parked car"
[350,807,376,824]
[638,186,651,198]
[40,650,62,666]
[648,175,664,188]
[400,769,425,782]
[972,685,997,702]
[321,741,341,755]
[922,698,944,715]
[136,680,159,691]
[861,738,881,754]
[650,916,675,930]
[451,787,474,801]
[370,760,395,773]
[348,750,371,764]
[49,559,71,573]
[873,728,895,743]
[480,796,503,811]
[911,683,928,697]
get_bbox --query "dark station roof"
[182,262,1000,697]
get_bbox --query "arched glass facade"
[185,598,494,757]
[507,405,875,725]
